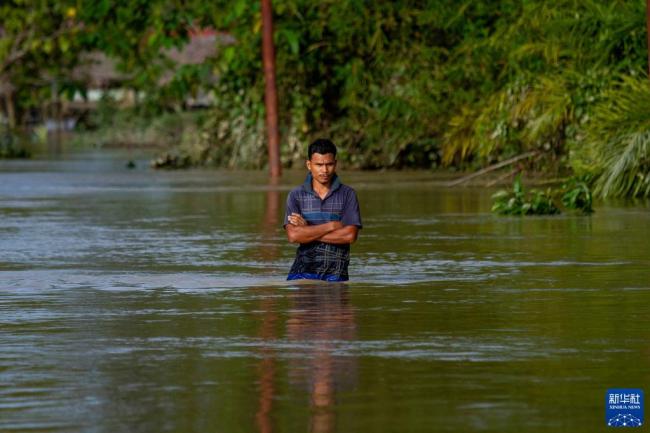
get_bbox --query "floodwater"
[1,150,649,432]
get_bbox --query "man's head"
[307,138,337,187]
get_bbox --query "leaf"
[279,29,300,55]
[59,37,70,53]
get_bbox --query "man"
[284,139,362,281]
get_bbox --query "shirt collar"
[302,173,342,196]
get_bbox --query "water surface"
[1,151,649,432]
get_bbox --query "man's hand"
[285,215,343,244]
[285,213,356,245]
[288,212,307,226]
[318,225,359,244]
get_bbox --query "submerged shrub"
[491,175,560,215]
[561,176,594,214]
[492,175,595,215]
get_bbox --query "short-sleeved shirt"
[284,173,362,281]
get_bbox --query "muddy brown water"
[1,151,649,432]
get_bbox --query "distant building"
[68,28,233,111]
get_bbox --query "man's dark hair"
[308,138,337,160]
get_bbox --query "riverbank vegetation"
[492,175,593,216]
[1,0,649,197]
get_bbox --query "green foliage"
[198,0,650,179]
[574,75,650,198]
[0,1,83,127]
[561,176,594,214]
[492,175,595,215]
[77,0,209,108]
[491,176,560,215]
[206,0,497,169]
[441,0,646,170]
[1,0,649,198]
[0,0,213,129]
[70,101,207,152]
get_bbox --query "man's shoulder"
[288,184,308,198]
[337,183,358,197]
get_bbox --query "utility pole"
[647,0,650,77]
[261,0,281,178]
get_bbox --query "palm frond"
[583,75,650,197]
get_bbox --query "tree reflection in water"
[255,179,281,433]
[255,289,278,433]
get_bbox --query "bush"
[561,176,594,214]
[491,176,560,215]
[573,75,650,198]
[491,174,595,216]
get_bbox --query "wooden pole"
[647,0,650,78]
[261,0,281,178]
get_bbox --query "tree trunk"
[647,0,650,78]
[261,0,282,178]
[4,91,17,129]
[1,79,17,154]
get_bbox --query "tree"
[0,2,82,128]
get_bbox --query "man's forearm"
[318,225,358,245]
[286,221,341,244]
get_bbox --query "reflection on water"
[254,283,356,433]
[286,284,356,433]
[255,183,280,433]
[1,151,650,432]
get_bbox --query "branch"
[0,28,34,73]
[486,167,521,187]
[446,151,539,187]
[0,22,83,73]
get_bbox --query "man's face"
[306,152,337,186]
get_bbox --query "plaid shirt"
[284,173,362,281]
